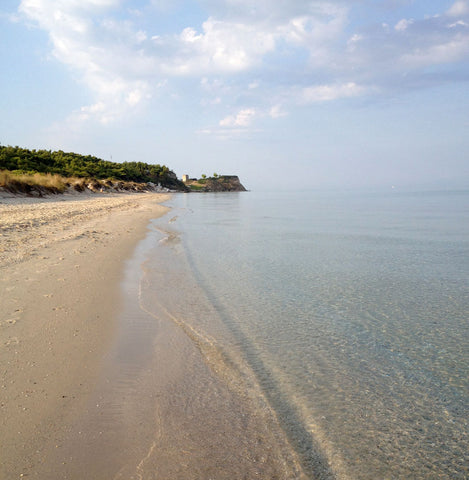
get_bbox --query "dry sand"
[0,192,170,478]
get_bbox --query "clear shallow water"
[154,189,469,479]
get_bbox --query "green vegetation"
[187,184,205,191]
[0,145,186,190]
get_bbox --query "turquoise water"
[152,189,469,479]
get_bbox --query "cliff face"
[185,175,247,192]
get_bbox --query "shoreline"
[0,192,170,478]
[1,191,306,479]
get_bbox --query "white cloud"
[212,104,285,134]
[347,33,363,45]
[220,108,257,127]
[135,30,147,42]
[447,1,469,17]
[302,82,365,103]
[16,0,469,130]
[160,3,349,75]
[448,20,468,27]
[337,9,469,90]
[394,18,414,31]
[400,37,469,67]
[180,27,201,43]
[269,105,287,119]
[19,0,158,125]
[167,18,277,74]
[277,6,348,67]
[64,79,152,126]
[126,85,147,106]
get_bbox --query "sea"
[147,188,468,479]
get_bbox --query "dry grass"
[0,170,161,196]
[0,171,67,194]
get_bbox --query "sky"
[1,0,468,190]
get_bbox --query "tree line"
[0,145,185,189]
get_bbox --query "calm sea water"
[152,189,469,479]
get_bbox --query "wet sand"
[0,192,306,479]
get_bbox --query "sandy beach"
[1,192,305,479]
[0,192,170,478]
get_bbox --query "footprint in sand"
[1,308,24,327]
[4,337,19,347]
[0,318,17,327]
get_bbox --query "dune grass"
[0,170,67,194]
[0,170,159,196]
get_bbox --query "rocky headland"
[183,175,247,192]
